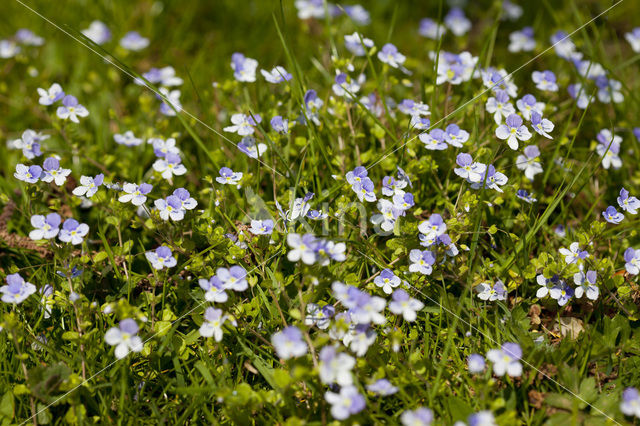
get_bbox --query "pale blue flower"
[617,188,640,214]
[271,326,307,359]
[37,83,64,106]
[467,354,486,373]
[118,182,153,205]
[145,245,177,270]
[105,319,143,359]
[14,164,42,183]
[1,273,37,304]
[216,167,243,185]
[487,342,522,377]
[602,206,624,224]
[231,53,258,82]
[325,386,365,420]
[29,213,61,240]
[59,218,89,245]
[119,31,149,51]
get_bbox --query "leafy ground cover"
[1,0,640,424]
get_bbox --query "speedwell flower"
[119,31,149,50]
[56,95,89,123]
[602,206,624,224]
[486,90,515,124]
[617,188,640,214]
[325,386,365,420]
[377,43,406,68]
[231,53,258,82]
[153,153,187,180]
[573,270,599,300]
[625,28,640,52]
[532,70,558,92]
[1,273,37,304]
[198,276,228,303]
[559,242,589,264]
[374,269,401,294]
[271,326,307,360]
[14,164,42,183]
[401,407,434,426]
[81,20,111,44]
[454,153,486,183]
[530,111,554,139]
[444,7,471,36]
[249,219,274,235]
[155,195,185,221]
[409,249,436,275]
[388,289,424,321]
[476,280,507,301]
[199,308,230,341]
[216,167,242,185]
[223,113,261,136]
[470,165,508,192]
[29,213,61,240]
[105,319,143,359]
[119,182,153,206]
[487,342,522,377]
[72,174,104,197]
[444,124,469,147]
[41,157,71,186]
[419,18,446,40]
[496,114,532,150]
[261,66,292,83]
[549,281,574,306]
[516,94,545,120]
[344,32,374,56]
[58,219,89,245]
[516,145,543,180]
[508,27,536,53]
[468,354,486,373]
[624,247,640,275]
[318,345,355,386]
[37,83,64,106]
[216,266,248,292]
[114,131,143,147]
[145,245,177,270]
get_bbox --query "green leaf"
[0,392,14,420]
[273,369,291,389]
[62,331,80,340]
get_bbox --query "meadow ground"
[1,0,640,424]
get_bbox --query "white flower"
[287,233,317,264]
[371,199,397,232]
[152,153,187,180]
[114,131,143,147]
[223,113,260,136]
[318,345,355,386]
[535,274,555,298]
[508,29,536,53]
[72,174,103,197]
[104,319,143,359]
[559,242,588,264]
[37,83,64,106]
[388,289,424,322]
[56,95,89,123]
[573,270,599,300]
[159,88,182,116]
[260,66,292,83]
[625,28,640,52]
[476,281,507,301]
[81,21,111,45]
[199,307,229,341]
[486,343,522,377]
